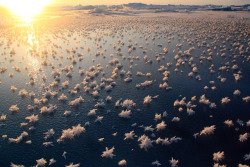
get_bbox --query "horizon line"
[48,3,250,6]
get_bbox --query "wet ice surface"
[0,11,250,167]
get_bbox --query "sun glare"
[1,0,50,18]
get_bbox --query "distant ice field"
[0,11,249,167]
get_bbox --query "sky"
[50,0,250,6]
[0,0,249,7]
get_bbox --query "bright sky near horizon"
[0,0,249,7]
[50,0,250,5]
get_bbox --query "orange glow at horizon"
[0,0,50,18]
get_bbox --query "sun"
[1,0,50,18]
